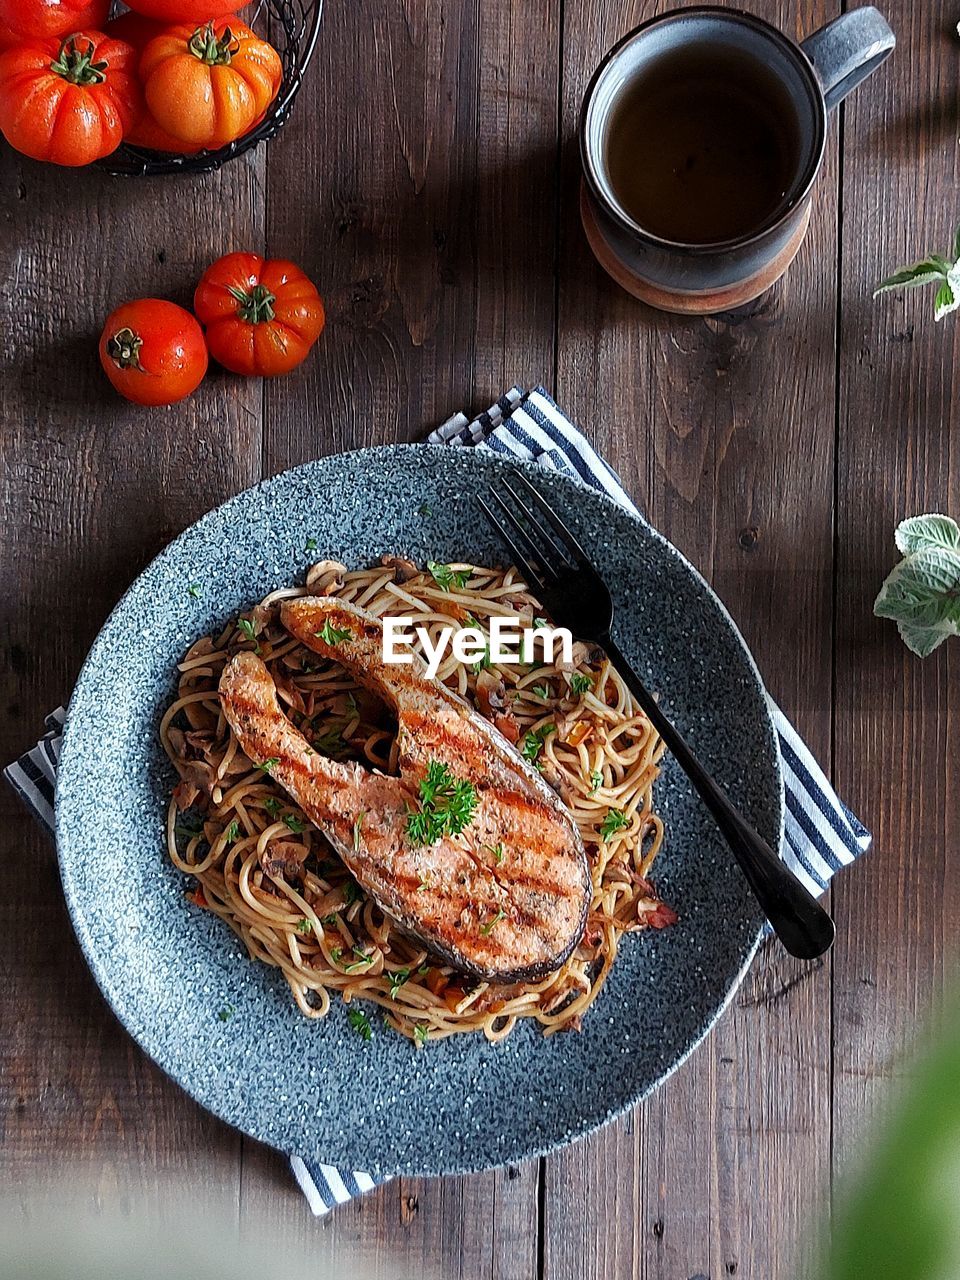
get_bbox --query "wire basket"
[97,0,323,177]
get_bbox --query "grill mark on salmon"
[217,597,591,982]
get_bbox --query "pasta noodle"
[161,559,674,1044]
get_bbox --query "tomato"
[0,0,109,40]
[99,300,208,406]
[194,253,325,377]
[101,11,198,152]
[140,19,281,148]
[123,0,248,21]
[0,31,141,166]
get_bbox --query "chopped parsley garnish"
[237,617,260,654]
[187,582,202,599]
[471,641,492,674]
[520,724,554,764]
[305,536,318,552]
[255,757,280,775]
[347,1007,372,1041]
[315,620,352,645]
[224,820,240,843]
[569,673,593,697]
[345,692,359,715]
[533,617,548,630]
[413,1024,429,1046]
[600,808,630,841]
[263,796,282,815]
[485,842,505,864]
[480,908,506,936]
[283,813,306,834]
[405,759,478,845]
[343,944,373,971]
[217,1004,234,1022]
[330,946,342,961]
[417,880,431,891]
[353,811,366,851]
[427,560,470,591]
[589,769,603,794]
[174,815,204,838]
[343,879,362,905]
[417,503,433,517]
[532,683,552,700]
[296,918,312,935]
[314,726,347,757]
[388,968,411,997]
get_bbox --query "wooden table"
[2,2,958,1275]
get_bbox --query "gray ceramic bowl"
[55,445,783,1176]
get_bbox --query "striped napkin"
[4,385,871,1216]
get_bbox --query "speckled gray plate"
[55,445,783,1176]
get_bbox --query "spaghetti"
[161,558,675,1044]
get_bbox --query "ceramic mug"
[579,5,895,313]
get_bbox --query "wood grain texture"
[549,3,839,1277]
[0,145,266,1205]
[832,0,960,1179]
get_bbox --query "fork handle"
[600,634,835,960]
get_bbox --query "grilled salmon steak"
[218,596,591,983]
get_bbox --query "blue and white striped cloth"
[4,385,871,1216]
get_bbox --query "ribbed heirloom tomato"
[0,0,110,39]
[124,0,247,20]
[99,299,208,406]
[106,11,204,153]
[194,253,325,377]
[140,19,281,149]
[0,31,141,165]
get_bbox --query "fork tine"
[496,477,576,573]
[476,495,547,597]
[485,488,564,583]
[505,470,593,569]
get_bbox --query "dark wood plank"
[548,2,839,1276]
[833,0,960,1179]
[0,147,265,1203]
[237,0,558,1267]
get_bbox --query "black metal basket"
[97,0,323,177]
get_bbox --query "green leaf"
[954,222,960,262]
[347,1007,372,1041]
[873,259,948,296]
[427,561,470,591]
[600,808,630,842]
[874,547,960,628]
[896,619,958,658]
[315,621,352,646]
[934,279,960,321]
[894,514,960,556]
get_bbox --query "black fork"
[478,470,835,961]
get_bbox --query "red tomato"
[0,0,109,39]
[140,19,281,149]
[123,0,248,21]
[194,253,325,377]
[0,31,141,166]
[0,24,18,50]
[99,299,208,406]
[103,12,202,152]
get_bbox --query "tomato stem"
[50,37,108,86]
[228,284,277,325]
[188,22,240,66]
[106,327,144,371]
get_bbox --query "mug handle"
[801,6,896,112]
